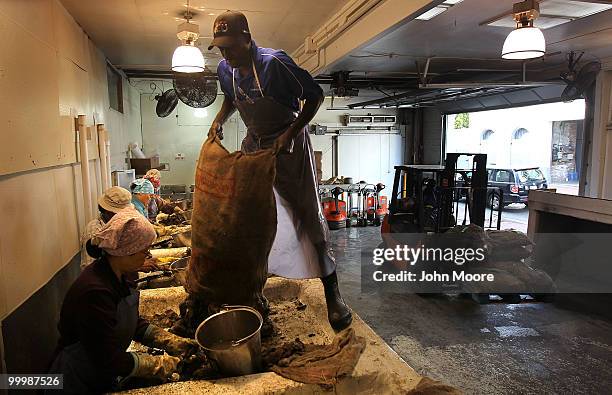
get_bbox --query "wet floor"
[331,227,612,394]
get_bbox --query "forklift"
[379,153,504,294]
[382,153,494,235]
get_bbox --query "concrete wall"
[0,0,140,324]
[140,86,246,187]
[587,61,612,199]
[423,108,444,165]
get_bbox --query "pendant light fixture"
[501,0,545,60]
[172,1,205,73]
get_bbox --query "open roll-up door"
[436,84,567,114]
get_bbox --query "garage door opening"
[444,100,586,231]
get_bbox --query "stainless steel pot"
[195,305,263,376]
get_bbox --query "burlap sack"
[185,132,278,309]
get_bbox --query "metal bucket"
[195,305,263,376]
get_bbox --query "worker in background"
[144,169,167,221]
[208,11,351,331]
[81,186,133,269]
[130,178,155,218]
[49,209,198,394]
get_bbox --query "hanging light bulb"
[171,5,205,73]
[501,0,546,60]
[172,41,205,73]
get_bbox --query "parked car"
[454,167,548,209]
[487,167,547,208]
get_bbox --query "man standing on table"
[208,11,352,331]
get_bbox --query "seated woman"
[49,209,198,394]
[130,178,155,218]
[144,169,167,221]
[81,186,133,269]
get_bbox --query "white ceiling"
[60,0,348,69]
[330,0,612,76]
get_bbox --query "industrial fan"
[173,69,218,108]
[155,89,179,117]
[561,52,601,102]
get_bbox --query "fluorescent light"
[416,0,462,21]
[502,26,546,59]
[172,44,205,72]
[415,6,447,20]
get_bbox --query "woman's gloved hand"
[129,352,180,381]
[142,325,200,357]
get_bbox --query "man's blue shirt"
[216,41,323,112]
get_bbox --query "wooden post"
[97,124,110,190]
[78,115,92,223]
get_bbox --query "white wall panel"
[0,169,63,316]
[52,0,87,70]
[0,0,56,48]
[0,0,142,318]
[52,165,81,264]
[338,134,403,191]
[310,135,334,180]
[0,10,62,176]
[141,90,243,186]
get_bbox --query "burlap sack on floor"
[185,132,278,310]
[272,328,366,385]
[486,229,533,262]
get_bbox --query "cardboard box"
[314,151,322,171]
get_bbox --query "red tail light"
[510,185,519,193]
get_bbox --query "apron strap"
[251,60,264,98]
[232,68,237,99]
[231,59,265,101]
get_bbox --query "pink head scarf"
[145,169,161,190]
[92,208,156,256]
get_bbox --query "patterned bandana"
[131,178,155,195]
[92,208,156,256]
[144,169,161,189]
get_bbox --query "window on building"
[482,129,494,140]
[512,127,528,140]
[107,64,123,113]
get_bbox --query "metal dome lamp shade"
[172,6,205,73]
[502,0,545,60]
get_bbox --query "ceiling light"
[171,5,205,73]
[501,0,546,60]
[415,0,463,21]
[172,44,205,72]
[416,6,447,20]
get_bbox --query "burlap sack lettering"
[186,133,277,309]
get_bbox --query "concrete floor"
[331,227,612,394]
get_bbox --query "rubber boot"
[321,271,352,331]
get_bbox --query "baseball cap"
[98,186,133,213]
[208,10,250,50]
